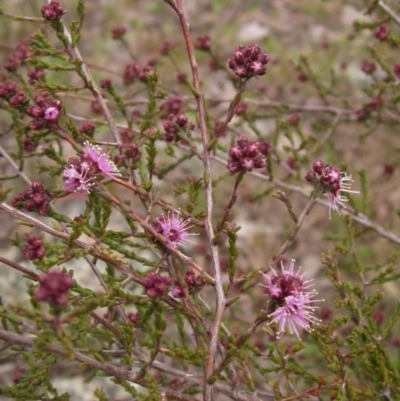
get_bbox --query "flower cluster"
[261,259,322,339]
[0,81,27,108]
[41,1,64,21]
[143,273,171,299]
[111,26,127,40]
[35,270,73,306]
[355,96,384,122]
[114,143,141,167]
[0,81,18,99]
[27,92,63,130]
[63,141,121,193]
[374,25,388,41]
[4,40,31,72]
[162,114,190,142]
[123,61,156,85]
[12,181,53,216]
[22,235,46,260]
[185,269,205,291]
[161,95,183,116]
[153,212,195,249]
[305,161,359,218]
[172,270,206,298]
[28,68,46,85]
[194,35,212,51]
[228,44,270,79]
[394,64,400,79]
[227,136,267,174]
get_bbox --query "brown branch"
[164,1,226,399]
[0,256,39,280]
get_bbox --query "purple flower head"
[41,1,64,21]
[172,285,185,298]
[268,294,322,339]
[261,259,323,339]
[306,162,359,218]
[44,106,60,122]
[83,141,121,179]
[154,212,196,249]
[228,44,270,80]
[62,143,120,194]
[63,161,94,193]
[143,272,171,299]
[12,181,53,216]
[227,136,266,174]
[326,172,359,219]
[23,235,46,260]
[35,270,73,306]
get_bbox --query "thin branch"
[270,191,319,266]
[246,98,353,115]
[210,155,400,246]
[0,144,31,186]
[378,0,400,26]
[44,0,121,144]
[0,256,39,280]
[0,12,43,22]
[166,1,226,399]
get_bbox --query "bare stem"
[0,256,39,280]
[0,144,31,186]
[0,11,43,22]
[216,173,244,233]
[164,1,225,399]
[378,0,400,26]
[270,191,319,266]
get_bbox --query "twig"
[0,256,39,280]
[270,191,319,266]
[165,1,226,399]
[99,190,213,281]
[0,144,31,186]
[0,11,43,22]
[210,155,400,246]
[216,173,244,233]
[378,0,400,26]
[245,98,353,115]
[44,0,121,145]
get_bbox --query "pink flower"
[324,171,359,219]
[154,212,196,249]
[63,161,94,193]
[62,142,121,194]
[268,294,322,339]
[143,273,171,298]
[83,141,120,179]
[44,106,60,122]
[35,270,73,306]
[306,162,359,218]
[261,259,323,339]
